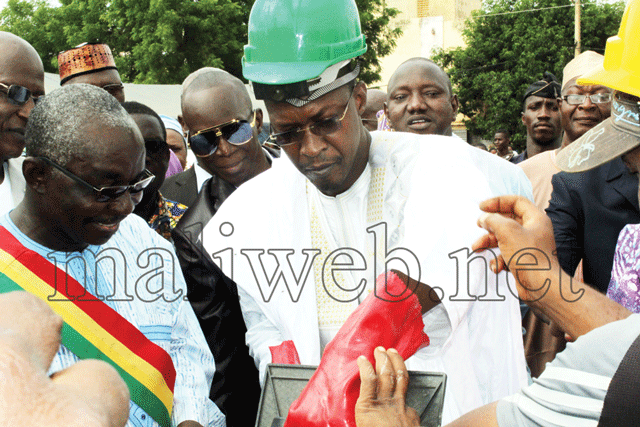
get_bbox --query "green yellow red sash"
[0,225,176,427]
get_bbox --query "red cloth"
[284,271,430,427]
[270,340,301,364]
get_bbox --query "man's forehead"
[564,82,611,94]
[71,125,145,174]
[183,85,251,126]
[130,113,164,139]
[525,95,558,108]
[185,84,246,108]
[80,118,142,147]
[65,69,122,87]
[389,61,448,91]
[0,38,44,91]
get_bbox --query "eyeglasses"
[189,111,256,157]
[0,82,41,106]
[268,86,355,147]
[38,156,155,202]
[101,83,125,98]
[562,93,612,105]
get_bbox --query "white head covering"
[562,51,605,90]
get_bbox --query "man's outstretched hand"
[473,195,559,302]
[355,347,420,427]
[0,291,130,427]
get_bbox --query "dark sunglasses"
[268,85,354,147]
[0,82,41,106]
[38,156,155,202]
[189,111,256,157]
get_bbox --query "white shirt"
[1,213,225,427]
[0,162,13,216]
[194,163,212,193]
[204,131,533,423]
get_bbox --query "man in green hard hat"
[203,0,533,423]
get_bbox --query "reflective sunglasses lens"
[8,85,31,105]
[225,121,253,145]
[190,132,218,157]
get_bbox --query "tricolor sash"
[0,226,176,427]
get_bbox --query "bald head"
[181,67,267,187]
[388,58,453,98]
[384,57,458,135]
[0,32,45,163]
[362,89,386,131]
[0,32,42,64]
[181,68,252,112]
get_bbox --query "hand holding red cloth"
[283,270,430,427]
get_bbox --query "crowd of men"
[1,0,640,426]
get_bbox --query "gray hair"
[26,84,135,165]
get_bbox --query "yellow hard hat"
[577,0,640,98]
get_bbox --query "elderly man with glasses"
[546,49,640,295]
[201,0,536,424]
[517,51,614,381]
[0,32,45,217]
[1,83,225,427]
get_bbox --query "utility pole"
[575,0,581,56]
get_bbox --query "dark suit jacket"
[510,149,527,164]
[171,176,261,427]
[160,167,200,207]
[546,157,640,293]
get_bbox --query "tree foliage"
[0,0,401,85]
[432,0,625,149]
[356,0,402,84]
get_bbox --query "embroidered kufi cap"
[58,43,118,84]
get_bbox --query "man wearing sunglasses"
[202,0,534,424]
[4,84,224,427]
[166,67,274,427]
[161,68,272,207]
[58,43,125,103]
[0,32,45,217]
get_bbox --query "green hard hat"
[243,0,367,98]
